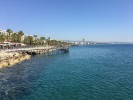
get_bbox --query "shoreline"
[0,51,31,69]
[0,46,69,69]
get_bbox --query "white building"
[0,29,8,35]
[21,35,26,41]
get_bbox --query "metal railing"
[0,45,69,52]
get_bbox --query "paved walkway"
[0,46,69,52]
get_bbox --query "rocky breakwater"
[0,51,31,69]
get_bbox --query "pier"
[0,46,69,55]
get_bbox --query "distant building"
[21,35,26,41]
[0,29,8,35]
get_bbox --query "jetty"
[0,45,69,68]
[0,46,69,55]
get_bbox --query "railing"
[0,45,69,52]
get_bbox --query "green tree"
[40,37,46,45]
[6,29,13,41]
[47,37,50,45]
[0,32,8,43]
[23,36,33,45]
[11,33,18,42]
[0,34,5,43]
[33,35,37,39]
[33,35,38,45]
[18,30,24,42]
[40,37,46,41]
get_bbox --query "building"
[0,29,8,35]
[21,35,26,41]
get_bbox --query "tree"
[6,29,13,41]
[18,30,24,42]
[23,36,33,45]
[33,35,38,45]
[6,29,13,35]
[47,37,50,45]
[33,35,37,39]
[0,32,8,42]
[11,33,18,42]
[39,37,46,45]
[0,34,5,43]
[40,37,46,41]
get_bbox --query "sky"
[0,0,133,42]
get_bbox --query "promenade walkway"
[0,45,69,55]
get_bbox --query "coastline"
[0,46,69,69]
[0,51,31,69]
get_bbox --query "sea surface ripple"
[0,44,133,100]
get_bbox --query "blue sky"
[1,0,133,42]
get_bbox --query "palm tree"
[40,37,46,45]
[0,32,8,43]
[6,29,13,41]
[33,35,37,39]
[11,33,18,42]
[47,37,50,45]
[0,34,4,43]
[23,36,33,45]
[18,30,24,42]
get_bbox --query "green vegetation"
[6,29,13,41]
[0,29,70,46]
[23,36,34,45]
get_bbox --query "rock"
[0,52,31,69]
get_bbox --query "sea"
[0,44,133,100]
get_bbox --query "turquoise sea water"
[0,44,133,100]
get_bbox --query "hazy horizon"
[1,0,133,42]
[63,40,133,43]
